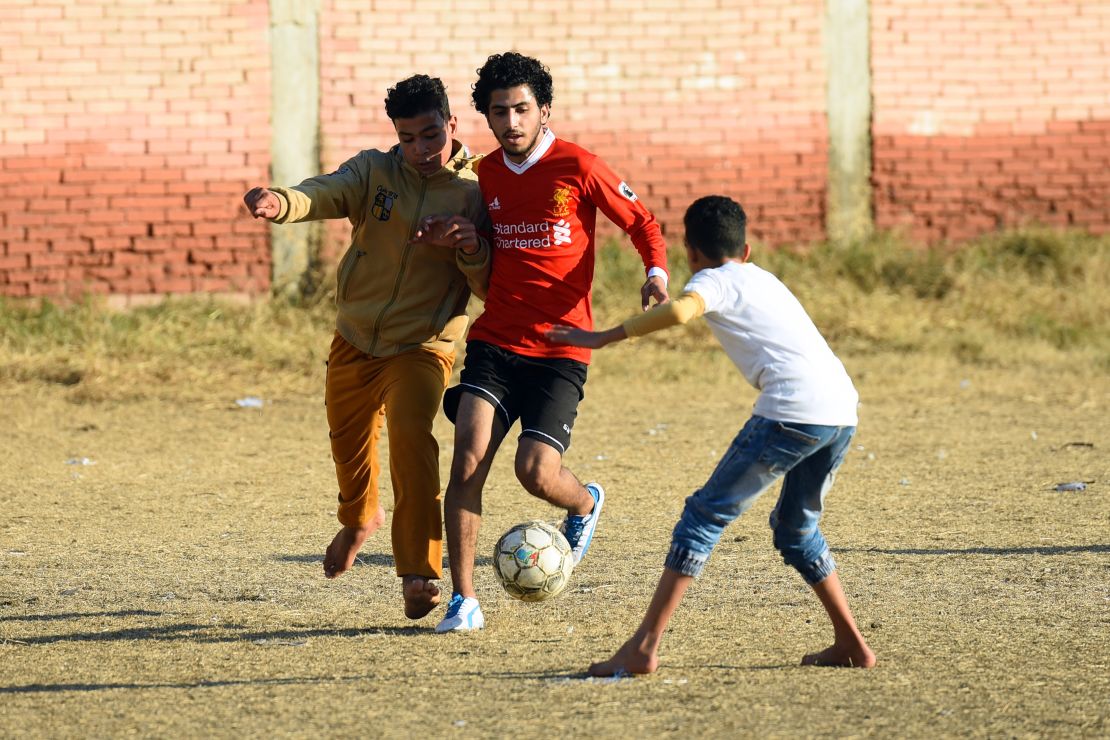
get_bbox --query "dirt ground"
[1,344,1107,738]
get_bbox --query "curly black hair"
[384,74,451,121]
[471,52,554,114]
[684,196,748,260]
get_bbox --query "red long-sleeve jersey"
[468,132,668,363]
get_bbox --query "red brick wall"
[0,0,271,300]
[872,1,1110,243]
[1,1,1107,299]
[316,0,828,263]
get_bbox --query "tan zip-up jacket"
[269,142,490,358]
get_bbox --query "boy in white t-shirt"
[547,195,876,674]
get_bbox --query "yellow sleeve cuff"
[621,292,706,337]
[267,188,292,223]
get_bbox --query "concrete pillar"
[825,0,873,245]
[268,0,321,299]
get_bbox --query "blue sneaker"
[562,482,605,565]
[434,593,484,633]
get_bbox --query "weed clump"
[594,227,1109,365]
[1,228,1107,399]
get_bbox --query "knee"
[387,408,435,444]
[669,492,744,555]
[771,521,835,583]
[684,489,744,529]
[514,455,556,497]
[444,470,482,514]
[448,448,484,485]
[771,517,800,546]
[770,517,818,560]
[447,441,488,496]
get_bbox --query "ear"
[539,104,551,125]
[741,242,752,262]
[446,114,458,136]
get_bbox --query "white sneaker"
[434,593,484,633]
[561,482,605,565]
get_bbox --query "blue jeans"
[665,416,855,585]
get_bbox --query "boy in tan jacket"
[243,75,489,620]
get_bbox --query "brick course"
[872,0,1110,243]
[314,0,828,264]
[1,0,1106,298]
[0,0,270,299]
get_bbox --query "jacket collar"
[502,128,555,175]
[390,141,470,181]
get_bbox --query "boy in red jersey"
[435,52,669,632]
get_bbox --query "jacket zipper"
[337,249,365,302]
[368,178,427,355]
[426,279,464,335]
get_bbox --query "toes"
[323,547,355,579]
[800,649,866,668]
[402,578,441,620]
[587,661,617,677]
[323,547,348,577]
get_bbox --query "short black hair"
[471,52,554,114]
[683,196,748,260]
[384,74,451,121]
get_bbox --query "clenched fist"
[243,187,281,219]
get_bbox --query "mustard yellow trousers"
[325,332,453,579]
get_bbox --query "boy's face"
[393,110,457,176]
[485,85,550,163]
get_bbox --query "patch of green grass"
[1,228,1107,400]
[0,296,334,400]
[958,228,1087,281]
[593,227,1110,367]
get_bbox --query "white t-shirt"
[684,261,858,426]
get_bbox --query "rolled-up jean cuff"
[665,544,709,577]
[800,550,837,586]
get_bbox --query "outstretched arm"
[640,274,669,311]
[243,187,284,220]
[547,292,706,349]
[546,323,628,349]
[263,151,373,224]
[582,159,670,311]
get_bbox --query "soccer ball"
[492,520,575,602]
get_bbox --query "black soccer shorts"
[442,340,588,454]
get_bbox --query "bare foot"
[323,505,385,579]
[801,641,876,668]
[401,575,441,619]
[587,635,659,677]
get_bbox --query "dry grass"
[1,229,1108,737]
[0,296,333,403]
[595,226,1110,371]
[2,228,1107,402]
